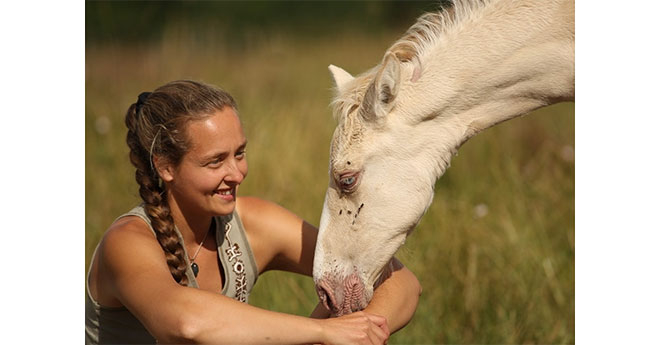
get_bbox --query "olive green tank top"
[85,205,259,344]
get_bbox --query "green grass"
[86,24,574,344]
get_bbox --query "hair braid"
[125,103,190,286]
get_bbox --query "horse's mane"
[331,0,493,122]
[388,0,491,65]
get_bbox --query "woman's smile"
[214,186,236,201]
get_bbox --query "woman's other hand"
[317,311,389,345]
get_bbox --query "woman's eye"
[206,158,222,167]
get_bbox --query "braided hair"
[124,80,238,285]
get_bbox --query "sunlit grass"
[86,25,574,344]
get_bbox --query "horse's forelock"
[331,72,376,122]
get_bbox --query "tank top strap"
[216,210,258,302]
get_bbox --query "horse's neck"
[401,0,574,178]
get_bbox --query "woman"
[85,80,421,344]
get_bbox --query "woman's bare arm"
[361,258,421,333]
[237,197,421,334]
[94,218,387,344]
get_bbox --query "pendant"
[191,262,199,277]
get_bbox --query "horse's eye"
[341,176,355,187]
[338,173,359,193]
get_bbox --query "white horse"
[313,0,574,316]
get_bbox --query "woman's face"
[165,106,248,216]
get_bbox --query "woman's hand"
[316,311,390,345]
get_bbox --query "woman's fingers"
[367,322,385,345]
[318,311,390,345]
[364,313,389,344]
[354,312,389,345]
[364,313,386,326]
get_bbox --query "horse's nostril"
[315,283,336,313]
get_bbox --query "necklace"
[189,219,214,277]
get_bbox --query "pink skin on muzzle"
[315,270,367,316]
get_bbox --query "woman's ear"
[153,155,174,182]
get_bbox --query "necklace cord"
[189,219,214,263]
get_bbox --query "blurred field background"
[86,1,574,344]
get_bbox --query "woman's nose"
[224,159,246,183]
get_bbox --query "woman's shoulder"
[98,216,163,269]
[89,215,167,307]
[236,196,300,232]
[236,196,277,213]
[234,198,318,275]
[104,215,156,246]
[235,196,311,246]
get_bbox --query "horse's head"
[313,0,575,317]
[313,54,442,316]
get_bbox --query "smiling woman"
[84,79,421,344]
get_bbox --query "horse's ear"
[329,64,354,94]
[372,52,401,118]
